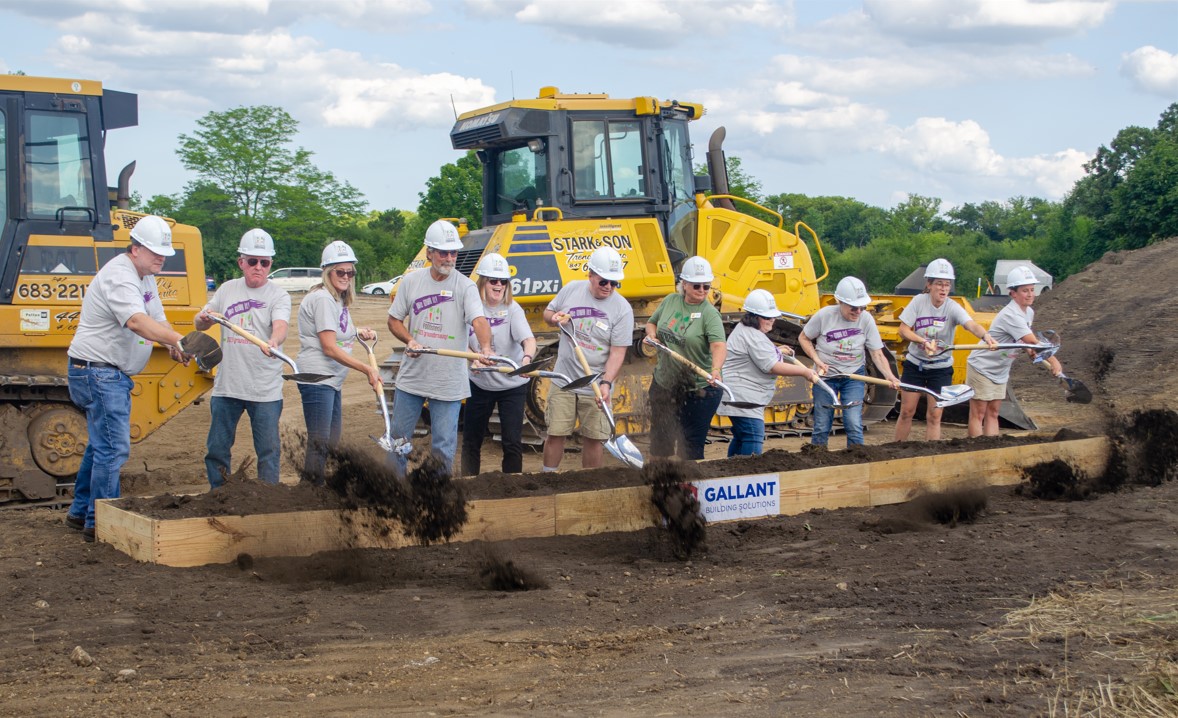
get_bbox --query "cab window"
[25,111,95,220]
[571,120,644,200]
[0,110,7,224]
[493,143,549,214]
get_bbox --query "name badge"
[690,312,702,319]
[440,290,453,297]
[595,320,609,331]
[495,309,507,317]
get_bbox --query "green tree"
[412,150,484,233]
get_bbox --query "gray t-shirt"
[803,305,883,376]
[545,280,634,396]
[69,253,167,375]
[390,269,486,401]
[967,300,1034,383]
[296,288,357,390]
[899,294,974,369]
[206,278,292,402]
[468,300,534,392]
[717,322,784,419]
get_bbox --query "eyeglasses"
[244,257,272,268]
[332,268,356,279]
[433,249,458,257]
[842,303,863,312]
[690,283,711,291]
[596,278,621,289]
[486,278,508,286]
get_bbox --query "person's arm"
[965,319,997,349]
[643,321,658,342]
[470,316,493,356]
[1020,330,1063,376]
[898,321,937,354]
[797,332,829,374]
[125,313,184,348]
[868,347,901,388]
[708,340,726,384]
[319,328,382,390]
[771,360,819,381]
[520,336,538,364]
[266,319,289,356]
[387,315,421,354]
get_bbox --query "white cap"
[587,246,625,281]
[129,215,175,257]
[834,276,871,307]
[320,240,358,268]
[1006,265,1038,289]
[679,256,714,283]
[424,220,463,251]
[476,252,511,279]
[924,258,954,281]
[238,228,275,257]
[742,288,782,318]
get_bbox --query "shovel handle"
[645,337,713,381]
[208,312,271,352]
[840,373,897,388]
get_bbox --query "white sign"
[20,309,50,332]
[691,473,780,522]
[773,252,794,270]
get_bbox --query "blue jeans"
[67,364,134,529]
[648,380,723,460]
[461,382,527,476]
[811,370,867,446]
[728,416,765,456]
[390,388,462,476]
[205,396,283,487]
[298,383,342,483]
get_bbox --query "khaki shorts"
[966,365,1007,402]
[546,387,611,441]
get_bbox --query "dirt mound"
[477,549,548,591]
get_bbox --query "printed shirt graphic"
[207,278,292,401]
[899,294,973,369]
[295,288,357,390]
[967,300,1034,384]
[546,280,634,396]
[389,269,485,401]
[69,253,168,375]
[717,322,786,419]
[803,305,884,377]
[649,293,725,391]
[468,301,534,392]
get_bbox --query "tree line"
[143,103,1177,291]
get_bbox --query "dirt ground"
[3,243,1177,716]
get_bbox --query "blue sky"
[2,0,1175,216]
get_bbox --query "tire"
[372,288,386,295]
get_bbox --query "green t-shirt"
[649,293,726,391]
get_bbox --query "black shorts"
[901,361,955,392]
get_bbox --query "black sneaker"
[82,527,95,543]
[65,514,85,531]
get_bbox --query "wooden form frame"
[96,436,1109,568]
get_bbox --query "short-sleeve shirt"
[900,294,974,370]
[717,323,784,419]
[468,300,534,392]
[803,305,883,376]
[69,253,167,375]
[389,269,486,401]
[967,300,1034,383]
[649,293,726,391]
[206,278,291,402]
[296,288,357,391]
[545,280,634,396]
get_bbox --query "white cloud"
[863,0,1113,44]
[1121,45,1178,96]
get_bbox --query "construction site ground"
[3,241,1177,716]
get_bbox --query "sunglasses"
[244,257,271,268]
[596,278,621,289]
[486,277,509,286]
[842,303,863,311]
[690,283,711,291]
[332,268,356,279]
[433,249,459,257]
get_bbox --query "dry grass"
[976,572,1177,717]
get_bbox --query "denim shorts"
[901,361,955,392]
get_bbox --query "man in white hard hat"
[194,228,291,487]
[966,265,1062,437]
[542,245,635,470]
[798,275,900,447]
[64,215,191,541]
[388,219,492,476]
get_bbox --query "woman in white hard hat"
[798,276,900,447]
[894,258,997,441]
[295,240,383,483]
[643,256,727,460]
[966,265,1062,437]
[717,289,822,456]
[460,253,537,476]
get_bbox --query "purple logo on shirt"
[568,306,606,320]
[225,298,267,321]
[412,294,454,315]
[143,291,155,305]
[339,307,351,334]
[824,328,862,342]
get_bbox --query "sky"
[2,0,1176,216]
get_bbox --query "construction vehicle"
[0,75,214,503]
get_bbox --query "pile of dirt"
[644,459,707,559]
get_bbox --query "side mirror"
[693,174,712,193]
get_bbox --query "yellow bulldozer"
[0,75,213,504]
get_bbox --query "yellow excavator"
[0,75,213,503]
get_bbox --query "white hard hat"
[424,219,463,251]
[742,288,782,318]
[320,240,358,268]
[1006,265,1038,289]
[476,252,511,279]
[834,276,871,307]
[238,228,275,257]
[924,258,955,281]
[679,256,714,283]
[586,246,625,281]
[129,215,175,257]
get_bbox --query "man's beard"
[435,265,453,277]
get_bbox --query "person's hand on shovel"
[404,338,425,358]
[921,337,938,355]
[358,328,383,392]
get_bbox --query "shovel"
[176,330,222,371]
[206,312,331,383]
[1048,369,1092,404]
[641,336,757,409]
[471,365,596,390]
[926,341,1057,358]
[781,354,854,409]
[410,346,521,369]
[357,335,405,456]
[831,372,975,409]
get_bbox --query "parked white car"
[361,275,402,295]
[267,267,322,292]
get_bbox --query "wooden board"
[96,436,1110,567]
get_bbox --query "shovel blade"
[934,384,975,408]
[722,401,763,410]
[508,356,553,376]
[561,372,602,390]
[606,435,644,469]
[283,372,334,383]
[1063,377,1093,404]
